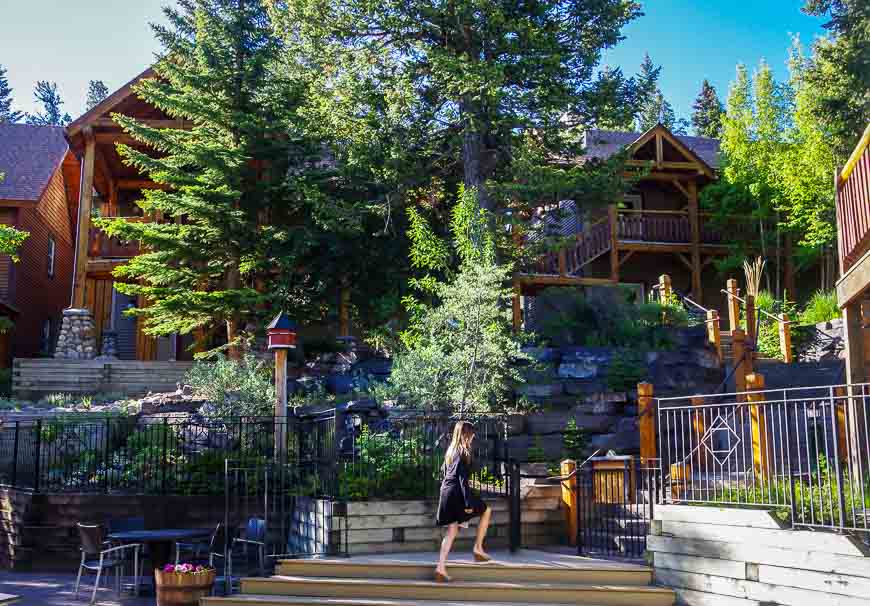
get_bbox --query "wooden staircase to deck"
[203,551,676,606]
[537,217,613,278]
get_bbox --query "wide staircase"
[203,553,675,606]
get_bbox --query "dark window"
[47,235,56,278]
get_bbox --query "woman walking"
[435,421,492,583]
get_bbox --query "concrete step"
[275,558,653,585]
[239,575,675,606]
[204,597,580,606]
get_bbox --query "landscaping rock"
[520,347,561,364]
[518,382,563,398]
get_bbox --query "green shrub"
[749,291,797,360]
[799,290,841,325]
[562,418,588,462]
[606,350,648,392]
[187,353,275,421]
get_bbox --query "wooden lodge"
[511,125,789,331]
[835,123,870,384]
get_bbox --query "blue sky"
[1,1,827,124]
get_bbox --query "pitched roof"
[0,123,70,202]
[583,128,721,169]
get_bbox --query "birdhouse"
[266,312,297,349]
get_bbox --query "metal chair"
[75,523,141,605]
[207,518,266,595]
[175,522,221,565]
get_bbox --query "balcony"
[616,210,755,246]
[837,128,870,273]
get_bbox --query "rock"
[557,347,611,379]
[591,401,621,415]
[623,405,638,416]
[518,382,563,398]
[520,347,561,364]
[589,430,640,454]
[326,374,354,395]
[615,417,638,433]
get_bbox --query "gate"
[574,456,658,559]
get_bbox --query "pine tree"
[85,80,109,111]
[0,65,24,123]
[636,53,662,102]
[101,0,348,357]
[25,81,71,126]
[271,0,642,214]
[691,79,724,138]
[638,89,677,131]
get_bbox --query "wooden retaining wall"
[12,359,195,399]
[329,485,566,556]
[649,504,870,606]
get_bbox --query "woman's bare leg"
[436,523,459,577]
[473,506,492,558]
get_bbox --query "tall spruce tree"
[269,0,641,214]
[85,80,109,111]
[25,81,71,126]
[101,0,349,357]
[0,65,24,123]
[691,79,724,138]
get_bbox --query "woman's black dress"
[436,455,487,526]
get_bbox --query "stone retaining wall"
[649,504,870,606]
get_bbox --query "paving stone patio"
[0,571,154,606]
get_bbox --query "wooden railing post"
[512,279,522,333]
[658,274,672,302]
[560,459,577,546]
[707,309,722,363]
[638,382,656,463]
[779,313,793,363]
[747,372,770,479]
[691,396,708,467]
[732,329,749,397]
[558,248,567,277]
[834,386,848,462]
[609,204,619,282]
[726,278,740,332]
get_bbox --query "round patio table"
[107,528,213,573]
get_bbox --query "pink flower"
[163,564,175,573]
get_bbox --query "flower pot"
[155,568,216,606]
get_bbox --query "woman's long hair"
[444,421,476,467]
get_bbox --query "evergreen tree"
[636,53,662,103]
[0,65,24,123]
[25,81,71,126]
[270,0,641,214]
[85,80,109,111]
[101,0,354,357]
[803,0,870,155]
[691,79,724,138]
[591,65,639,131]
[638,89,677,131]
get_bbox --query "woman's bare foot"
[434,566,451,582]
[473,547,491,562]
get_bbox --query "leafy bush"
[606,350,648,392]
[187,353,275,421]
[799,290,841,325]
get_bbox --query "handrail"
[653,284,713,317]
[840,123,870,183]
[617,209,688,216]
[719,288,794,324]
[545,449,602,481]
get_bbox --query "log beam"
[688,180,702,303]
[72,129,96,309]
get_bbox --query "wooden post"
[560,459,577,546]
[843,302,867,385]
[779,313,793,363]
[691,396,708,467]
[609,204,619,283]
[688,181,702,303]
[707,309,722,363]
[638,382,656,463]
[726,279,740,332]
[658,274,672,302]
[274,348,288,461]
[834,386,848,462]
[512,280,522,333]
[558,248,567,277]
[72,130,96,309]
[732,329,749,397]
[746,372,770,479]
[745,294,756,357]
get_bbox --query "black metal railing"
[657,384,870,534]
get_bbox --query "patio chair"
[75,523,141,605]
[207,518,266,595]
[175,522,221,565]
[106,516,148,592]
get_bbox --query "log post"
[707,309,722,363]
[274,348,288,461]
[732,329,749,397]
[691,396,708,467]
[726,278,740,332]
[658,274,672,303]
[512,279,522,333]
[638,382,656,463]
[747,372,770,479]
[745,294,756,356]
[560,459,577,546]
[72,129,96,309]
[779,313,793,363]
[834,386,848,462]
[688,181,702,303]
[609,204,619,283]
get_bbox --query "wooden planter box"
[155,568,216,606]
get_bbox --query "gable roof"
[67,67,155,138]
[0,123,70,202]
[583,127,721,169]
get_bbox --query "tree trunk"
[226,264,242,360]
[460,95,491,211]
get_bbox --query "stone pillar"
[54,308,97,360]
